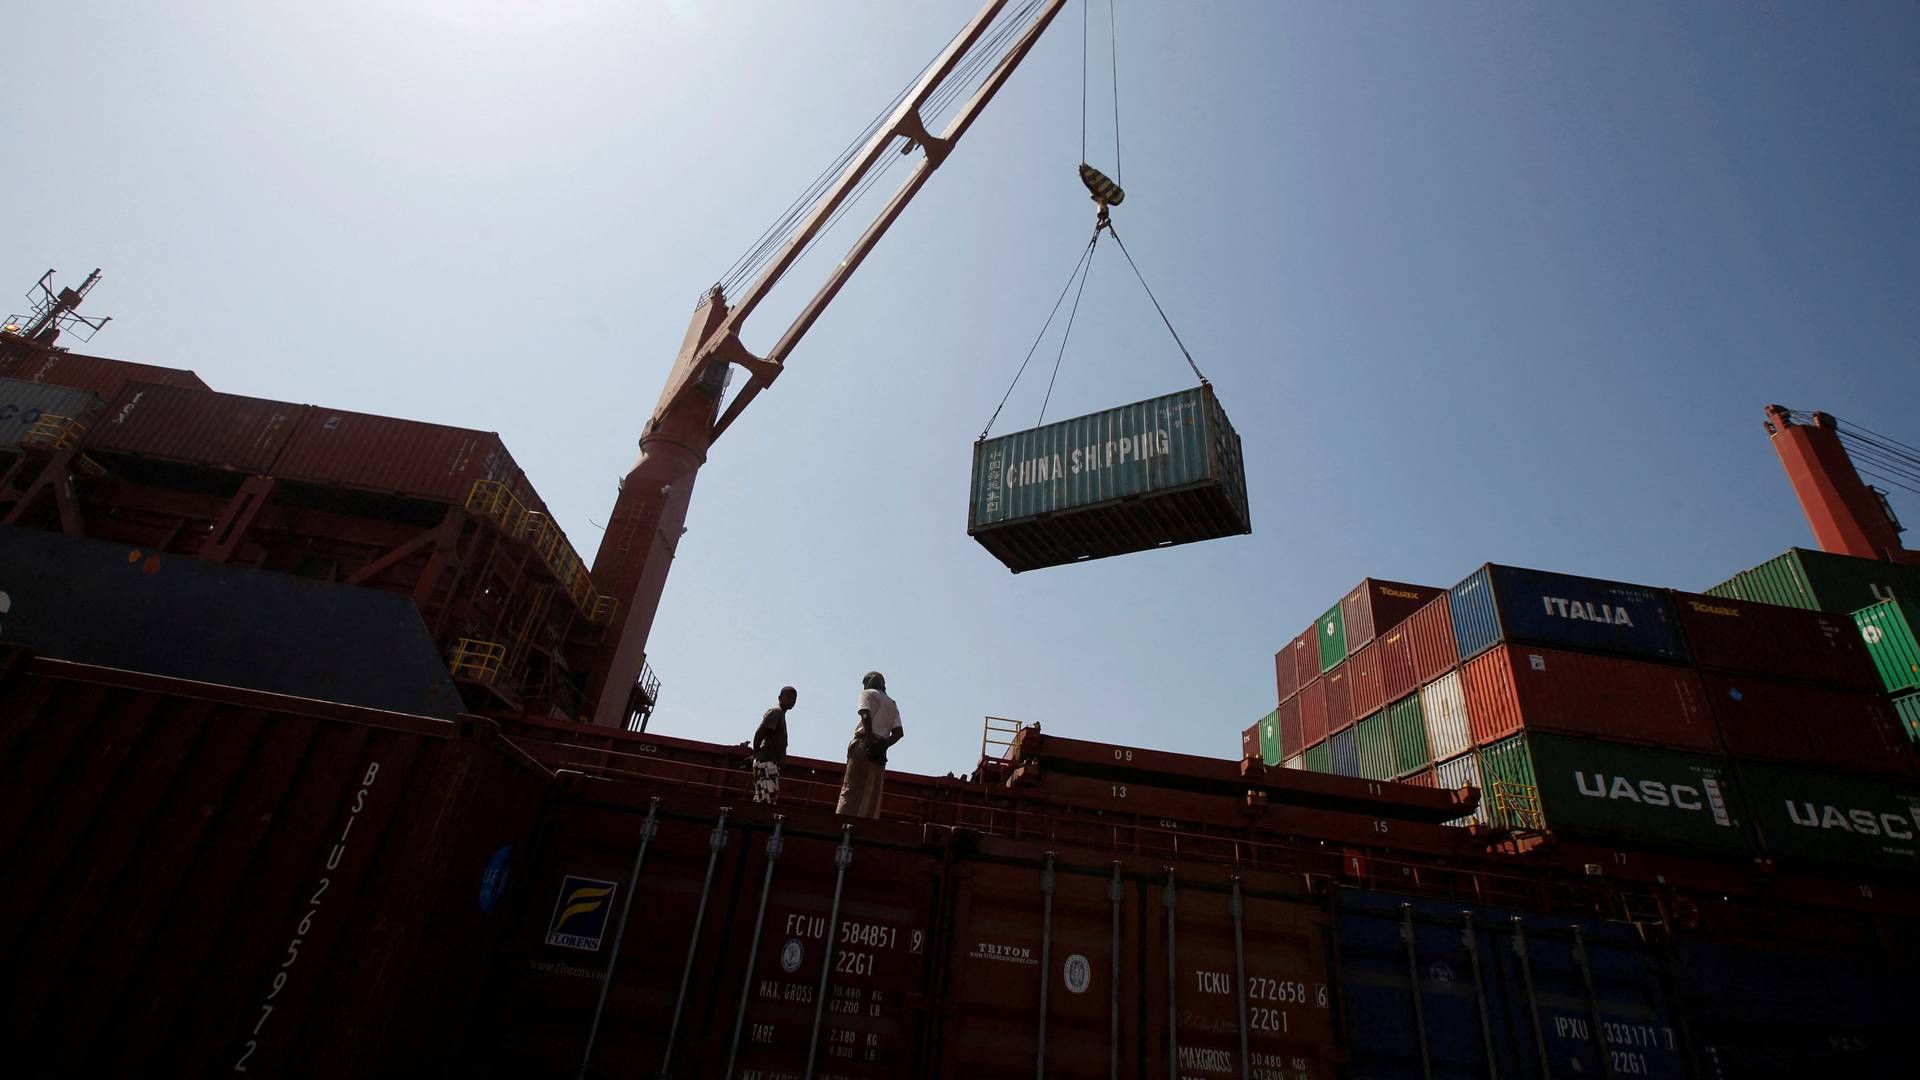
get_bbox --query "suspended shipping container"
[1449,563,1688,664]
[1699,673,1915,780]
[1855,597,1920,694]
[0,525,464,717]
[1387,695,1429,779]
[1670,589,1877,690]
[1316,603,1347,671]
[1459,644,1717,752]
[1348,641,1386,721]
[0,376,100,447]
[1339,578,1445,653]
[83,381,305,474]
[1475,733,1749,852]
[1325,662,1354,736]
[1707,546,1920,615]
[966,385,1250,573]
[0,349,208,398]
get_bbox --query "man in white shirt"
[836,671,904,818]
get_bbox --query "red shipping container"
[0,349,208,398]
[1671,591,1878,690]
[1274,643,1298,705]
[1289,628,1321,694]
[1399,768,1437,788]
[1278,694,1304,759]
[275,407,522,504]
[1300,677,1329,747]
[1324,662,1354,736]
[1348,641,1386,721]
[1339,578,1446,652]
[1460,644,1718,751]
[1241,722,1259,762]
[84,382,306,474]
[1700,674,1917,780]
[1378,623,1418,703]
[1405,593,1458,685]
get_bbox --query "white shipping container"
[1420,670,1471,761]
[1283,753,1304,771]
[1434,750,1487,826]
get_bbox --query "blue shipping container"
[1330,726,1361,777]
[1333,889,1688,1080]
[1448,564,1689,664]
[1670,941,1907,1077]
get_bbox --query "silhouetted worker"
[836,671,903,818]
[752,686,796,805]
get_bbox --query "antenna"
[1,268,113,348]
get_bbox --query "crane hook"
[1079,163,1125,223]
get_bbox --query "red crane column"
[1764,404,1906,559]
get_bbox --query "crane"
[582,0,1073,727]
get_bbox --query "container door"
[1486,914,1689,1080]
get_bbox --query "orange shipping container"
[85,381,305,474]
[1404,593,1458,685]
[1300,678,1329,747]
[275,407,521,504]
[1460,644,1717,752]
[1348,641,1386,721]
[1324,662,1354,737]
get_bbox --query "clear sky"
[11,2,1919,775]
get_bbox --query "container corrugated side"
[1329,727,1360,777]
[1504,732,1751,852]
[1459,644,1717,752]
[1347,641,1385,721]
[1736,761,1920,873]
[274,406,520,504]
[0,376,101,448]
[1700,673,1915,779]
[1449,563,1689,664]
[1377,624,1417,703]
[1855,598,1920,694]
[1671,940,1909,1076]
[1283,753,1305,771]
[1316,603,1346,671]
[1241,722,1259,763]
[1257,708,1283,766]
[1405,593,1457,685]
[1289,628,1321,696]
[84,381,305,474]
[1277,695,1303,760]
[1299,678,1329,747]
[1710,547,1920,614]
[1274,643,1298,705]
[1354,710,1393,780]
[1420,671,1471,762]
[1305,740,1331,774]
[1671,590,1877,689]
[1433,752,1486,825]
[1399,768,1435,787]
[1324,662,1354,736]
[1387,694,1430,778]
[967,384,1251,572]
[0,349,208,398]
[1338,579,1445,653]
[1896,690,1920,746]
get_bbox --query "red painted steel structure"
[581,0,1074,726]
[1765,404,1919,565]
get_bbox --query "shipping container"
[1324,662,1354,736]
[1670,590,1877,690]
[1333,889,1688,1080]
[1377,624,1417,704]
[1354,710,1393,781]
[1291,628,1322,695]
[1405,593,1458,686]
[1274,641,1299,705]
[1433,752,1486,826]
[0,525,463,717]
[1339,579,1445,653]
[1278,695,1303,761]
[1459,644,1717,752]
[1330,727,1360,777]
[1241,721,1259,763]
[1348,641,1386,722]
[1257,708,1283,767]
[1897,690,1920,746]
[83,381,305,474]
[1449,564,1688,664]
[1855,597,1920,694]
[1283,753,1305,771]
[1387,695,1429,778]
[1300,678,1330,748]
[1670,941,1908,1077]
[1736,762,1920,874]
[0,653,552,1078]
[1305,741,1331,774]
[275,406,521,504]
[1398,768,1435,787]
[1707,546,1920,614]
[1700,673,1915,780]
[1317,603,1347,672]
[1420,672,1472,762]
[1476,733,1750,852]
[0,349,208,398]
[0,376,101,447]
[967,385,1251,573]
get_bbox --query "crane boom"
[583,0,1070,727]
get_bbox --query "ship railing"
[1490,780,1546,831]
[22,414,87,451]
[980,715,1023,764]
[449,637,508,684]
[465,480,617,624]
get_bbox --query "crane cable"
[980,227,1100,439]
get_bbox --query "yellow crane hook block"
[1079,163,1125,208]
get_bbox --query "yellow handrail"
[1490,780,1545,831]
[449,637,508,684]
[464,480,616,623]
[23,414,87,450]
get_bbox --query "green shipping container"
[1895,691,1920,746]
[1387,694,1430,778]
[967,384,1251,573]
[1738,761,1920,873]
[1257,709,1283,767]
[1479,732,1752,852]
[1855,598,1920,694]
[1354,710,1393,780]
[1707,547,1920,614]
[1316,603,1347,672]
[1305,740,1332,774]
